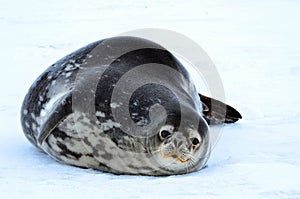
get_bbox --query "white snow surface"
[1,0,300,198]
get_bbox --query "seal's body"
[21,37,241,175]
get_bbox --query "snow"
[1,0,300,198]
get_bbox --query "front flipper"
[37,93,73,145]
[199,93,242,125]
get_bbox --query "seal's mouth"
[162,152,191,163]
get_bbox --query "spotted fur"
[21,36,241,176]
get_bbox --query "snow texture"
[0,0,300,198]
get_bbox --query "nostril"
[177,141,183,147]
[173,139,177,146]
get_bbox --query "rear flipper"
[199,93,242,125]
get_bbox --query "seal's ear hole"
[160,130,171,139]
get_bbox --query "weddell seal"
[20,36,242,176]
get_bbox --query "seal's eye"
[160,130,171,139]
[191,137,200,145]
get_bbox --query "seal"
[20,36,242,176]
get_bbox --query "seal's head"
[149,115,210,175]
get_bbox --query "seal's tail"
[199,93,242,125]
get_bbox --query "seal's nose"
[173,139,184,148]
[171,132,186,147]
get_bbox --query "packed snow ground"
[0,0,300,198]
